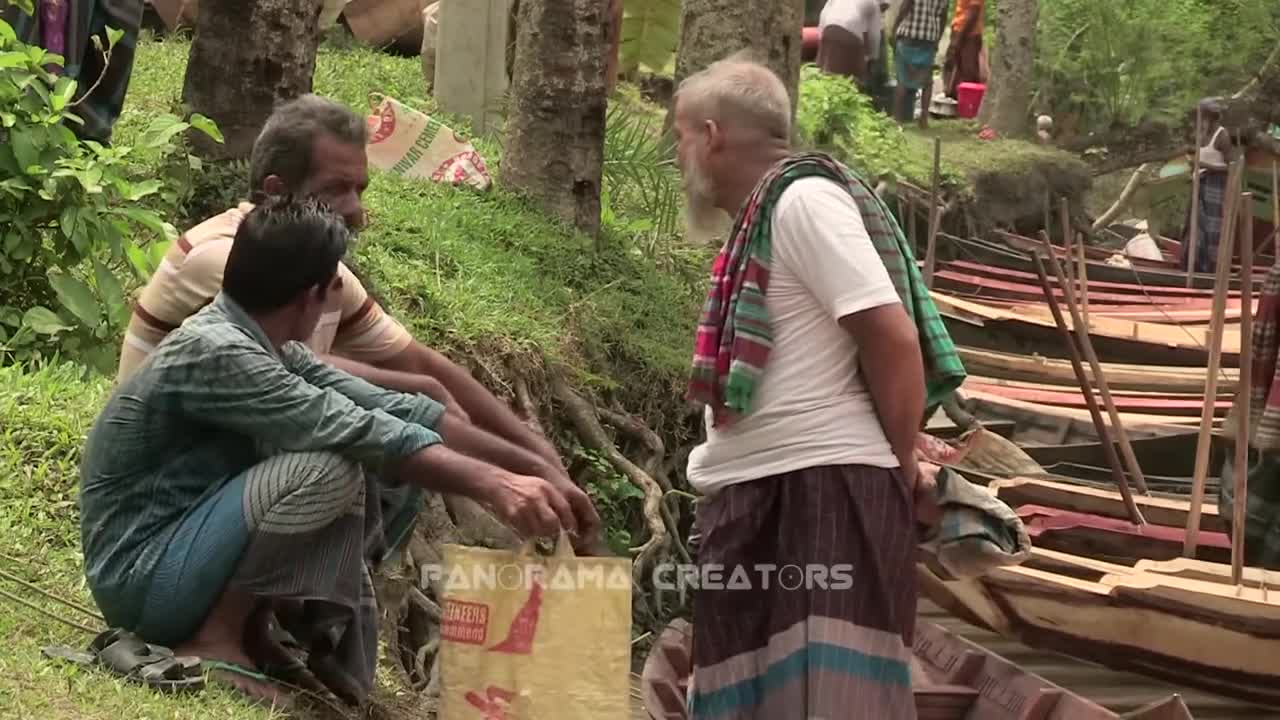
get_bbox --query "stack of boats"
[915,231,1280,715]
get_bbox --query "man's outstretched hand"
[483,470,576,539]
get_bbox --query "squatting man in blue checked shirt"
[76,197,599,708]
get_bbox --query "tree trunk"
[977,0,1039,137]
[181,0,324,159]
[673,0,805,117]
[501,0,609,239]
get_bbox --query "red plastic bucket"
[956,82,986,118]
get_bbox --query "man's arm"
[892,0,915,38]
[375,341,566,471]
[839,305,926,488]
[320,352,468,422]
[288,343,602,542]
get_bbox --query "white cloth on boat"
[918,466,1032,578]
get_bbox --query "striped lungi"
[689,464,918,720]
[123,451,415,704]
[1194,170,1227,273]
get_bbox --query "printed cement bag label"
[437,535,632,719]
[366,94,492,191]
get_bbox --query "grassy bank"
[0,31,705,720]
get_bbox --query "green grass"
[0,30,703,720]
[0,364,287,719]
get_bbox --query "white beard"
[682,155,731,245]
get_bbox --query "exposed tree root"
[550,370,669,579]
[512,373,546,436]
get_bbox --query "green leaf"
[188,113,224,144]
[0,306,21,327]
[0,51,28,69]
[619,0,681,75]
[48,271,101,327]
[124,179,163,201]
[59,205,79,239]
[93,259,127,324]
[10,128,37,171]
[141,115,188,150]
[50,75,76,112]
[22,306,72,335]
[0,19,20,44]
[106,26,125,50]
[115,207,178,242]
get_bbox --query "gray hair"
[248,94,367,193]
[674,52,791,141]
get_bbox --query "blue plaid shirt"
[79,292,445,614]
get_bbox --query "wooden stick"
[1060,197,1077,304]
[1186,108,1203,287]
[924,137,943,288]
[1185,161,1244,556]
[1233,192,1255,585]
[1272,160,1278,261]
[1041,234,1150,496]
[1076,231,1090,328]
[1032,254,1147,525]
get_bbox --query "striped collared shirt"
[80,292,444,628]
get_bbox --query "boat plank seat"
[987,477,1229,535]
[1017,506,1232,563]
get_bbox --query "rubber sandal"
[42,628,205,693]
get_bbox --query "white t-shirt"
[819,0,885,59]
[686,177,902,495]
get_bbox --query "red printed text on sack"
[441,600,490,645]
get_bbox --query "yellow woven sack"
[437,533,633,719]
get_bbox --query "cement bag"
[437,533,633,720]
[366,94,492,191]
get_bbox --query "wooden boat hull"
[912,621,1190,720]
[963,379,1229,418]
[918,549,1280,708]
[954,347,1238,394]
[941,259,1232,300]
[935,294,1240,367]
[959,389,1206,447]
[940,234,1261,291]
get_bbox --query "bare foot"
[176,639,293,709]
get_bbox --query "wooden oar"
[1186,161,1243,556]
[1041,232,1151,495]
[1233,192,1255,586]
[1186,108,1203,287]
[1032,254,1146,525]
[1060,197,1077,308]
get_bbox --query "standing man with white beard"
[671,54,965,719]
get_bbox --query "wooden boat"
[1016,505,1232,564]
[958,389,1207,447]
[912,621,1194,720]
[954,347,1239,394]
[933,266,1239,307]
[917,548,1280,707]
[1019,432,1228,488]
[637,615,1194,720]
[963,378,1230,418]
[957,298,1243,326]
[935,293,1240,367]
[939,234,1261,291]
[987,477,1228,536]
[941,259,1237,301]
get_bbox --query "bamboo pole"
[1060,197,1077,303]
[1041,233,1150,496]
[1076,231,1090,328]
[1185,161,1244,556]
[1032,254,1147,525]
[1186,108,1203,287]
[1233,192,1255,586]
[924,138,943,288]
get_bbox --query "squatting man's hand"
[482,469,604,552]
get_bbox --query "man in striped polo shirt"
[119,94,599,556]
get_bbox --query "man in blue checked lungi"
[78,197,599,708]
[670,54,964,719]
